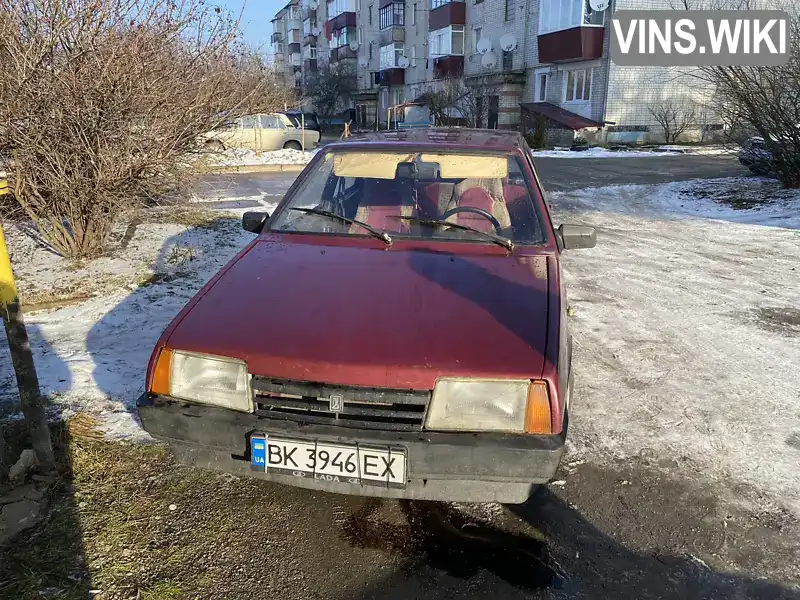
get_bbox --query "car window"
[268,150,546,245]
[260,115,283,129]
[240,116,257,129]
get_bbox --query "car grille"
[251,377,431,431]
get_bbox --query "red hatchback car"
[138,129,595,503]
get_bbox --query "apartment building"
[271,0,720,142]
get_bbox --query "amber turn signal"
[525,380,552,434]
[149,347,173,395]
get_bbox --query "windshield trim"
[265,148,548,247]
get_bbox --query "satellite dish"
[295,71,302,80]
[476,38,492,54]
[589,0,610,10]
[480,51,497,68]
[359,59,369,67]
[349,41,359,51]
[398,56,410,68]
[500,33,518,52]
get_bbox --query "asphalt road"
[193,155,750,204]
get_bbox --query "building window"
[564,68,592,102]
[428,25,464,57]
[431,0,464,9]
[504,0,513,21]
[539,0,604,35]
[379,3,404,29]
[331,26,357,47]
[368,4,373,24]
[411,3,416,25]
[410,44,416,65]
[472,27,481,53]
[275,42,285,54]
[308,45,318,59]
[380,42,405,69]
[289,6,301,20]
[502,49,513,70]
[369,42,373,59]
[534,69,549,102]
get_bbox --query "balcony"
[304,58,318,72]
[378,67,405,86]
[537,26,604,63]
[328,11,356,30]
[379,26,404,46]
[288,18,302,31]
[271,32,283,43]
[433,55,463,78]
[303,33,317,45]
[329,46,358,62]
[291,52,302,66]
[429,1,465,30]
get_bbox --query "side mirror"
[558,224,596,250]
[242,211,270,233]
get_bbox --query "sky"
[216,0,285,50]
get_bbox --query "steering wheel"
[440,206,503,234]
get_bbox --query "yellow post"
[0,184,55,471]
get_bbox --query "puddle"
[337,499,562,591]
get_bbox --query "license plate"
[250,435,406,488]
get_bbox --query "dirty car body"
[138,129,595,503]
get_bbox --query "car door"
[258,115,288,150]
[234,115,258,149]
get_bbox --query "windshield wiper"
[394,216,514,251]
[289,207,392,245]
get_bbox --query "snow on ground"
[1,176,799,517]
[551,179,800,515]
[533,145,737,158]
[209,147,318,167]
[0,198,277,438]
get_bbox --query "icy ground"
[533,145,737,158]
[0,177,798,515]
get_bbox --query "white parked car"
[203,113,320,152]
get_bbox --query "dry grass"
[0,416,285,600]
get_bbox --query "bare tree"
[418,78,498,128]
[670,0,800,186]
[306,63,357,118]
[648,100,697,144]
[0,0,294,259]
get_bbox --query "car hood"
[167,239,552,389]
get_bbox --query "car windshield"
[267,150,546,244]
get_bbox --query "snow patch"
[532,145,737,159]
[551,178,800,515]
[209,147,318,167]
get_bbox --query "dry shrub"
[0,0,295,258]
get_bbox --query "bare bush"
[0,0,294,258]
[648,100,697,144]
[419,78,499,128]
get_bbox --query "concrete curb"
[197,163,307,175]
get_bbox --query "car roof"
[340,128,525,152]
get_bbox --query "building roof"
[520,102,604,130]
[348,128,523,150]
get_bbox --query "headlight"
[425,378,551,434]
[168,350,252,412]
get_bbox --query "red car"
[138,129,595,503]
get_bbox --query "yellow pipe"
[0,224,19,307]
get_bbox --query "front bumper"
[137,393,566,503]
